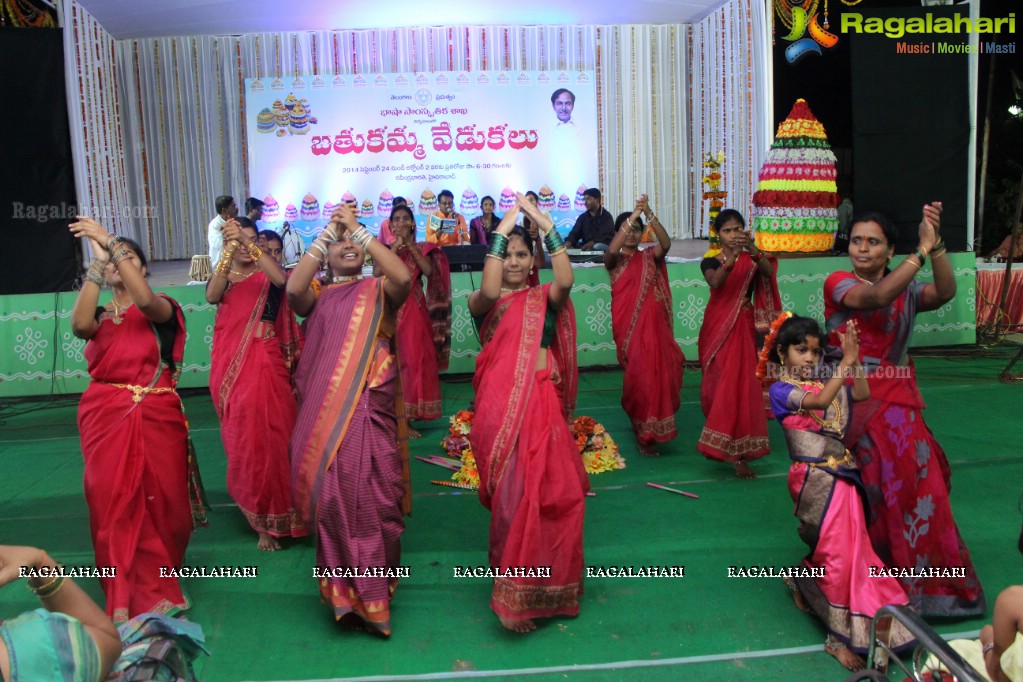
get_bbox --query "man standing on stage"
[208,195,238,263]
[565,188,614,251]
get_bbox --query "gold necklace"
[501,286,526,294]
[110,298,133,325]
[332,274,363,283]
[780,376,843,434]
[853,271,880,286]
[229,269,256,280]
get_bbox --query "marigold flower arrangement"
[442,411,625,489]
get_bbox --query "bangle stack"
[487,233,509,261]
[750,250,763,263]
[544,229,566,257]
[930,240,947,259]
[912,247,927,268]
[110,247,132,268]
[350,226,373,249]
[105,235,122,254]
[28,566,66,599]
[246,242,263,261]
[214,248,234,277]
[86,258,107,287]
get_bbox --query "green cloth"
[0,609,101,682]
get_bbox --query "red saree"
[609,248,685,444]
[290,277,412,635]
[697,252,780,462]
[468,285,588,620]
[78,297,194,622]
[395,243,450,419]
[210,273,305,539]
[825,271,985,617]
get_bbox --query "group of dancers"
[65,191,987,671]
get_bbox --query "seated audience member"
[979,519,1023,681]
[207,195,238,263]
[565,188,614,251]
[468,195,500,246]
[426,190,469,246]
[0,544,122,682]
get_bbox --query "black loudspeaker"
[849,6,969,253]
[0,28,79,294]
[442,245,488,272]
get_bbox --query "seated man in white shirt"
[207,195,238,263]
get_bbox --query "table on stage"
[976,261,1023,329]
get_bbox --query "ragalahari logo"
[777,1,840,64]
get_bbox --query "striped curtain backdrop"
[63,0,770,260]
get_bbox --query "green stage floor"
[1,351,1020,681]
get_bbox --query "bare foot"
[408,427,422,439]
[258,533,281,551]
[733,461,757,479]
[637,441,658,456]
[825,638,865,671]
[498,615,536,633]
[790,588,811,613]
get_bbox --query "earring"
[780,358,785,366]
[529,268,534,275]
[886,255,892,264]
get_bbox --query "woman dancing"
[604,195,684,455]
[69,217,201,622]
[763,314,913,670]
[467,195,588,633]
[376,204,451,436]
[697,209,780,477]
[286,203,412,636]
[824,203,984,616]
[207,219,305,551]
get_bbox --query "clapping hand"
[220,219,247,245]
[838,320,861,366]
[919,201,941,251]
[69,216,113,260]
[517,193,553,234]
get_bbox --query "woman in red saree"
[376,205,451,435]
[467,196,588,634]
[287,203,412,637]
[697,209,780,478]
[604,195,684,455]
[824,204,984,617]
[207,219,305,551]
[69,218,203,623]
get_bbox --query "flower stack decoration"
[701,151,727,258]
[751,99,839,254]
[572,416,626,474]
[441,411,625,489]
[443,411,479,488]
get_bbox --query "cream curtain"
[64,0,771,260]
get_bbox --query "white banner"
[245,70,598,242]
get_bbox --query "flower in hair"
[756,311,793,384]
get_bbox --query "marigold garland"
[756,311,793,384]
[441,411,625,490]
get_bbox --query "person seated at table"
[0,544,122,682]
[565,188,614,251]
[426,190,469,246]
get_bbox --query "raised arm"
[70,217,173,323]
[520,194,572,311]
[347,213,412,309]
[917,202,956,311]
[205,225,238,305]
[799,321,868,409]
[468,206,520,317]
[287,221,338,317]
[69,235,108,340]
[641,195,672,260]
[604,202,643,269]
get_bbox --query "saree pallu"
[784,431,915,654]
[610,248,684,444]
[469,286,588,620]
[696,253,780,462]
[825,274,985,617]
[210,273,305,538]
[395,243,450,419]
[78,300,192,622]
[290,278,411,635]
[847,368,985,617]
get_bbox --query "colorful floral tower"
[751,99,839,253]
[701,151,726,257]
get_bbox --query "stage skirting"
[976,262,1023,329]
[0,254,976,398]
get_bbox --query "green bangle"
[914,248,927,268]
[543,230,564,252]
[489,233,508,258]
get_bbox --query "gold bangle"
[549,246,567,257]
[485,253,505,262]
[904,257,921,269]
[246,242,263,260]
[931,248,947,259]
[35,576,67,599]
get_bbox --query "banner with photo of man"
[245,70,598,243]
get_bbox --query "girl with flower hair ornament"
[762,312,914,671]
